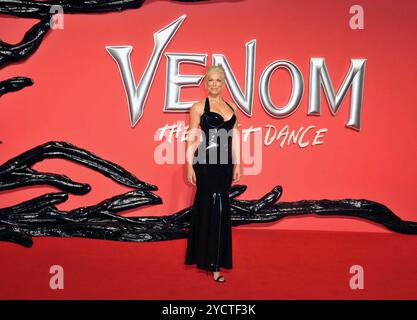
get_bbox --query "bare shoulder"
[189,100,205,116]
[226,100,238,114]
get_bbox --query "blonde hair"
[204,65,226,81]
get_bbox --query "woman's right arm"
[185,102,202,185]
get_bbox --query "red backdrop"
[1,0,416,235]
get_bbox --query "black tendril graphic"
[1,2,416,247]
[0,0,208,98]
[0,141,416,248]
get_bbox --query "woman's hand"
[233,164,241,183]
[187,166,196,186]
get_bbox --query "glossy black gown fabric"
[185,97,236,272]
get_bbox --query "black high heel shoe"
[212,272,226,283]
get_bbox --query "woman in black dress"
[185,65,241,283]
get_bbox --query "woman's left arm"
[231,103,241,183]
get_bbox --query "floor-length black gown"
[185,97,236,272]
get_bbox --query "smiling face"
[205,71,225,95]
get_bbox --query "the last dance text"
[253,124,327,148]
[156,122,328,149]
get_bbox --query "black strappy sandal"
[212,273,226,283]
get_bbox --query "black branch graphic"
[1,141,416,248]
[0,0,208,98]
